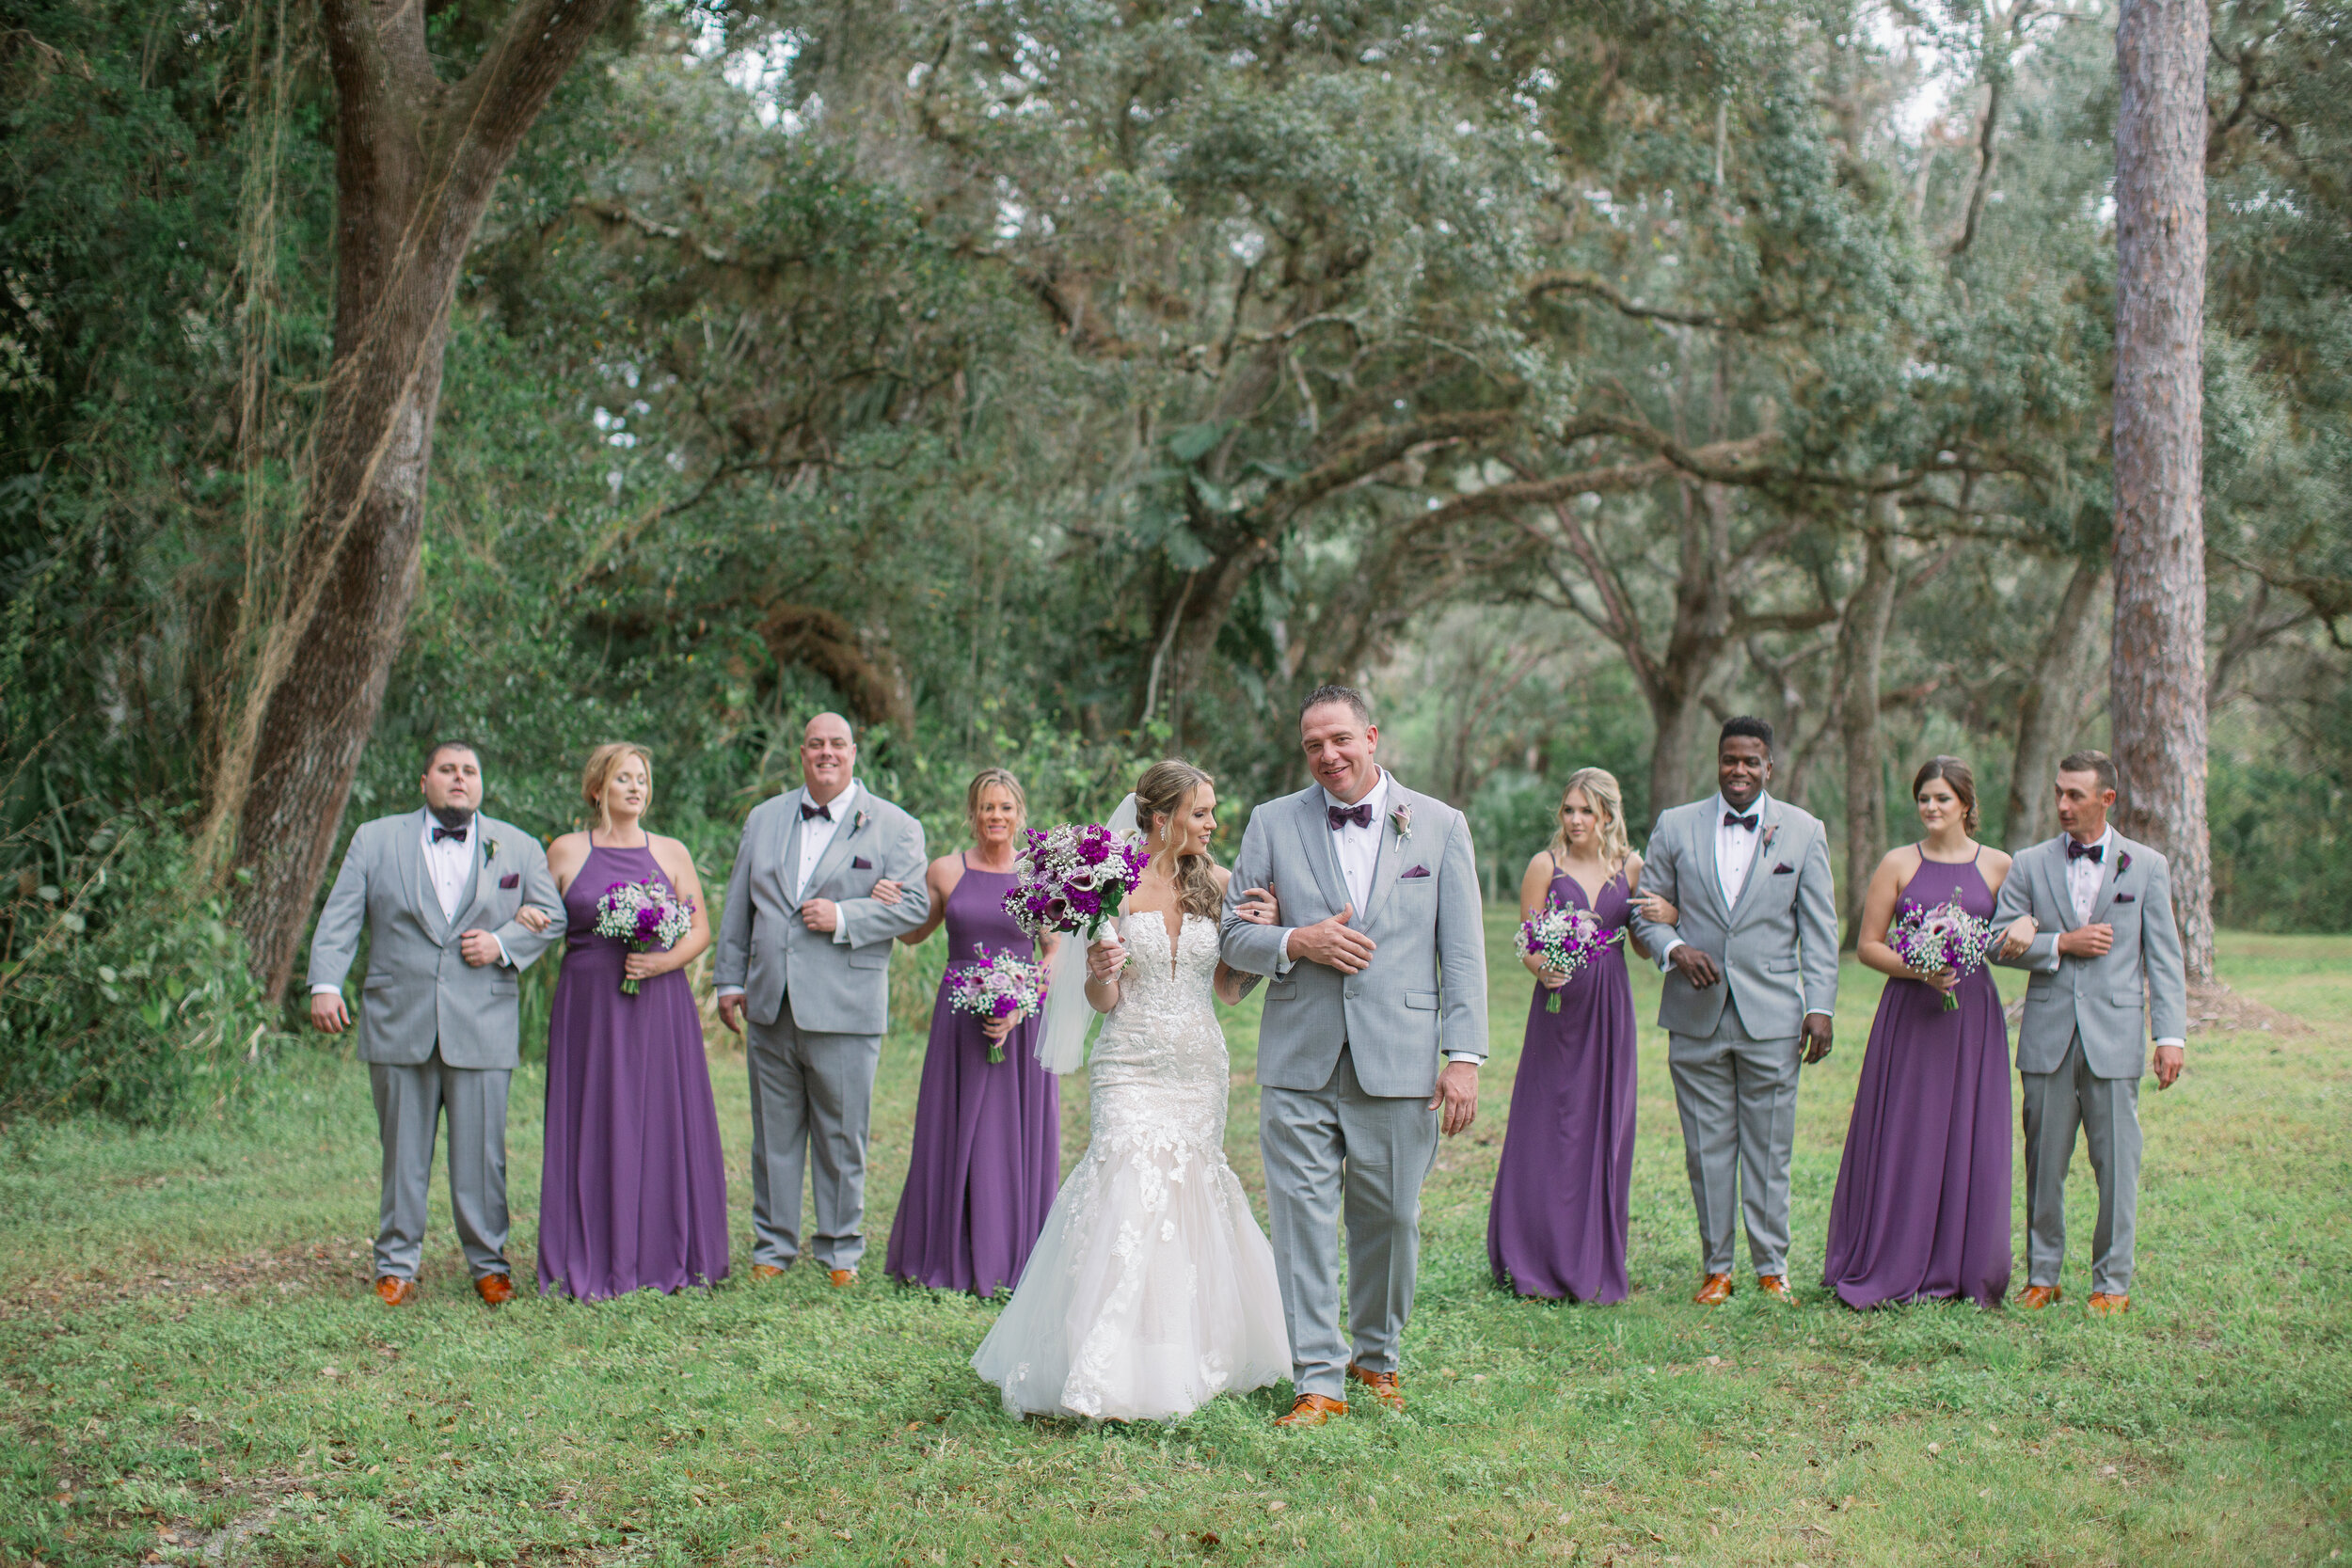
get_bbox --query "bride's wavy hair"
[1134,759,1224,921]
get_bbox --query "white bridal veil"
[1032,793,1139,1075]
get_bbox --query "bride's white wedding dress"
[971,910,1289,1421]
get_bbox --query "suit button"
[1343,986,1361,1000]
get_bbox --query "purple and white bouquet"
[947,944,1048,1063]
[1520,898,1624,1012]
[594,878,694,995]
[1003,822,1151,944]
[1889,895,1999,1011]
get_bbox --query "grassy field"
[2,919,2347,1566]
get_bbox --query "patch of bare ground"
[2002,981,2306,1037]
[0,1241,365,1321]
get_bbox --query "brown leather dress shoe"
[373,1275,418,1307]
[1692,1273,1734,1306]
[1347,1364,1406,1413]
[1756,1274,1792,1299]
[2087,1291,2130,1315]
[1273,1393,1346,1428]
[474,1273,516,1307]
[751,1263,786,1282]
[2017,1284,2062,1309]
[828,1268,858,1288]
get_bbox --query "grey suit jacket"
[712,783,930,1037]
[305,810,564,1070]
[1219,779,1487,1099]
[1993,832,2187,1078]
[1629,795,1839,1040]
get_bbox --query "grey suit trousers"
[1260,1048,1439,1402]
[369,1050,511,1281]
[746,1012,881,1272]
[2022,1032,2141,1294]
[1668,1010,1802,1277]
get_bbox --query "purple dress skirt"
[1821,852,2013,1308]
[883,857,1061,1296]
[1486,864,1639,1303]
[537,842,730,1299]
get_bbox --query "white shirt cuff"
[832,921,852,946]
[1443,1052,1482,1064]
[2154,1037,2185,1050]
[310,983,342,997]
[494,935,513,968]
[1805,1009,1834,1021]
[1657,937,1684,970]
[715,985,745,999]
[1272,929,1297,975]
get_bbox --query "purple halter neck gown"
[1822,850,2013,1308]
[883,855,1060,1296]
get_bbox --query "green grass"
[3,920,2347,1566]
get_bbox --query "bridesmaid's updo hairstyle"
[1133,759,1223,921]
[965,767,1027,837]
[1912,754,1979,832]
[1548,767,1632,874]
[580,742,654,834]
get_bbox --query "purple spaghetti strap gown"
[1822,850,2013,1308]
[884,855,1060,1296]
[1487,863,1638,1303]
[537,843,730,1299]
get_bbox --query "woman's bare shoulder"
[1210,863,1233,890]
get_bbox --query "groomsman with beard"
[1629,717,1840,1304]
[1994,750,2187,1315]
[714,713,930,1286]
[307,741,564,1306]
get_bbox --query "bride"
[971,760,1290,1421]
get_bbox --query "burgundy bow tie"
[801,800,833,822]
[1327,802,1374,831]
[1723,811,1758,832]
[431,824,468,846]
[2067,839,2104,863]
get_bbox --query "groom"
[1629,716,1839,1305]
[1222,685,1487,1429]
[1994,749,2186,1314]
[714,712,930,1285]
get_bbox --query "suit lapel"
[776,790,807,902]
[397,813,448,942]
[2035,836,2072,928]
[1701,801,1735,924]
[1725,797,1780,926]
[1289,789,1346,916]
[450,825,490,934]
[1359,780,1403,928]
[2089,834,2124,924]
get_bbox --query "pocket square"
[1772,863,1796,875]
[499,873,520,889]
[851,856,873,870]
[2112,893,2136,904]
[1399,864,1431,879]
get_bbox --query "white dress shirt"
[1658,793,1828,1022]
[2062,825,2183,1050]
[794,781,860,903]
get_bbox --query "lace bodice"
[1087,911,1232,1147]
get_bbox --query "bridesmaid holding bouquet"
[1823,755,2014,1309]
[882,768,1063,1296]
[1487,768,1660,1303]
[537,744,730,1299]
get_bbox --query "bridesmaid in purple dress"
[1488,768,1660,1303]
[537,744,730,1299]
[1823,755,2015,1309]
[882,768,1063,1296]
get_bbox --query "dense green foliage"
[4,1,2349,1119]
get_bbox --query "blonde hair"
[1547,767,1631,873]
[1134,758,1222,921]
[580,742,654,834]
[965,767,1028,838]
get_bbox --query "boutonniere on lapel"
[1390,801,1412,847]
[2115,850,2132,878]
[1758,821,1779,853]
[483,835,500,864]
[853,808,870,833]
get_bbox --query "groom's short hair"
[423,738,480,771]
[1719,715,1773,752]
[1300,684,1374,727]
[2058,749,2118,795]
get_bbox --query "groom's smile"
[1300,700,1380,805]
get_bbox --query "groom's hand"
[716,994,745,1036]
[1667,944,1723,990]
[1429,1060,1478,1136]
[2153,1043,2185,1089]
[1801,1014,1834,1065]
[799,898,840,933]
[1286,905,1375,974]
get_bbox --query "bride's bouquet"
[1889,895,1998,1011]
[1519,898,1624,1012]
[594,878,694,995]
[946,945,1048,1063]
[1003,822,1151,944]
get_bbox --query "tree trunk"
[1833,497,1899,946]
[216,0,622,997]
[2005,554,2109,849]
[2112,0,2217,982]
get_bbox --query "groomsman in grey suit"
[1221,686,1487,1428]
[715,712,929,1285]
[1629,717,1839,1305]
[1994,749,2187,1315]
[307,741,564,1307]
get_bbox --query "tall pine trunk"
[2111,0,2217,982]
[213,0,620,996]
[2005,555,2109,848]
[1833,492,1899,946]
